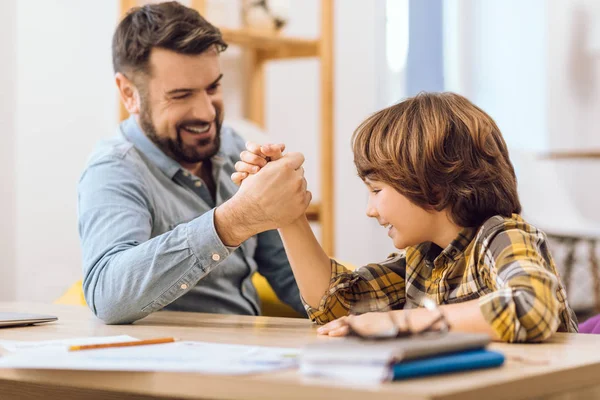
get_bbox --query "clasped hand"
[230,141,312,230]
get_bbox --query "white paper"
[0,335,138,353]
[0,340,299,375]
[300,361,391,384]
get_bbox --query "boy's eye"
[370,189,381,194]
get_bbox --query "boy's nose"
[365,205,378,218]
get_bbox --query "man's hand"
[231,141,285,185]
[215,151,311,246]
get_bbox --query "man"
[78,1,311,324]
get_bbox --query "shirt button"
[212,253,221,261]
[180,283,188,290]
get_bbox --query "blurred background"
[1,0,600,317]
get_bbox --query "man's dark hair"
[112,1,227,78]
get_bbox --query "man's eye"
[207,83,221,95]
[172,93,191,100]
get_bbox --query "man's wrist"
[214,198,255,247]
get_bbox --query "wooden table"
[0,303,599,400]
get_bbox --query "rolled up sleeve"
[477,229,561,343]
[305,255,406,325]
[79,156,233,324]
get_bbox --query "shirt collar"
[441,226,478,261]
[119,115,227,179]
[424,226,478,264]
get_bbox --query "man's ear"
[115,72,141,114]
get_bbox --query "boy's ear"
[115,72,141,115]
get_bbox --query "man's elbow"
[94,308,139,325]
[87,295,145,325]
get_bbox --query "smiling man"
[78,1,310,324]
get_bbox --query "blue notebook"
[393,349,505,380]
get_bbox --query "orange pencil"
[68,337,175,351]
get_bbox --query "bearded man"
[78,1,309,324]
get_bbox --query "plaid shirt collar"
[424,226,478,265]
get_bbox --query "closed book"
[300,332,496,383]
[393,349,505,380]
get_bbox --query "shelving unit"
[119,1,335,255]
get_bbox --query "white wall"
[443,0,600,310]
[14,0,118,301]
[546,0,600,221]
[0,0,17,301]
[547,0,600,151]
[545,0,600,307]
[443,0,548,151]
[332,0,397,264]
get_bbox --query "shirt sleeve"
[78,156,233,325]
[304,254,407,325]
[477,227,561,343]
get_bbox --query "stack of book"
[300,332,504,383]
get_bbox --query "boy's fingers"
[245,141,267,158]
[235,161,260,175]
[327,325,350,337]
[317,317,348,335]
[261,143,285,161]
[231,172,248,186]
[240,150,268,167]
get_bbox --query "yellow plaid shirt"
[305,214,578,343]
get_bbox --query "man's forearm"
[83,210,230,324]
[278,217,332,308]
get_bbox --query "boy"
[231,92,578,342]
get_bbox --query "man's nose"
[192,92,216,122]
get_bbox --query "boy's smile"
[364,178,461,250]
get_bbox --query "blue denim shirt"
[78,116,304,324]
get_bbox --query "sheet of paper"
[0,335,137,353]
[300,361,391,384]
[0,340,299,375]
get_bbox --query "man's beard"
[139,104,222,164]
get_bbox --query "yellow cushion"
[54,274,303,317]
[55,279,86,306]
[251,273,302,318]
[55,261,358,317]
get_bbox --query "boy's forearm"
[395,299,499,340]
[440,300,499,340]
[278,217,332,308]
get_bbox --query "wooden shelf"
[306,203,320,221]
[540,150,600,160]
[220,28,319,60]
